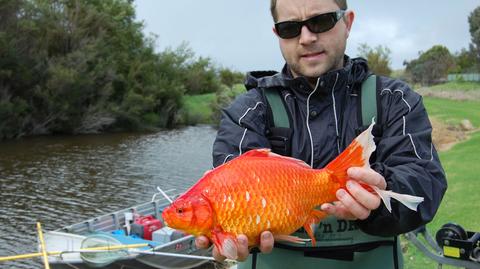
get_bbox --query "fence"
[447,73,480,82]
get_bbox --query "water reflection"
[0,125,216,268]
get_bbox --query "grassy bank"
[403,92,480,268]
[423,97,480,127]
[180,84,245,125]
[180,93,216,125]
[428,81,480,91]
[403,131,480,268]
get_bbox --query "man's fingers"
[321,202,356,220]
[236,235,250,261]
[258,231,274,254]
[347,167,386,189]
[336,189,371,220]
[195,236,211,249]
[346,180,382,210]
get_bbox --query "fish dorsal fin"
[241,149,310,168]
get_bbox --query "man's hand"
[194,231,274,262]
[320,167,386,220]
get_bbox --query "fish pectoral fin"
[211,227,238,260]
[303,210,327,247]
[273,234,310,245]
[310,209,328,222]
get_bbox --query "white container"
[152,226,176,244]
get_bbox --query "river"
[0,125,217,268]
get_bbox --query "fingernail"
[337,189,346,198]
[238,237,247,245]
[321,204,330,211]
[348,167,359,177]
[262,233,272,240]
[346,180,356,189]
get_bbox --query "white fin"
[273,234,311,245]
[373,186,424,212]
[220,238,238,260]
[355,122,376,169]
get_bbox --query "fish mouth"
[161,211,170,226]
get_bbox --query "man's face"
[274,0,354,80]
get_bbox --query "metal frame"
[405,226,480,269]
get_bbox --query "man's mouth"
[301,51,325,60]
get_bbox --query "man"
[196,0,447,268]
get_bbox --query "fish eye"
[176,208,184,214]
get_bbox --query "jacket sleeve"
[357,79,447,236]
[212,88,271,167]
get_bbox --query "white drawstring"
[331,73,340,153]
[306,78,321,168]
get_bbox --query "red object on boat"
[131,215,163,240]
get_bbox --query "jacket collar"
[245,56,370,95]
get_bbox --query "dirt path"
[430,117,477,151]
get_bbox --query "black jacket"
[212,57,447,236]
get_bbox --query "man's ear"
[344,11,355,38]
[272,26,279,37]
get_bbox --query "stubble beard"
[288,52,344,82]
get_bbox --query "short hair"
[270,0,348,22]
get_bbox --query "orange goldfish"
[162,124,423,259]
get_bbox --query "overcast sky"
[135,1,479,72]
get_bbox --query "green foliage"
[179,93,216,125]
[211,84,246,124]
[404,45,456,85]
[219,68,245,88]
[452,48,477,73]
[469,6,480,70]
[357,43,392,76]
[0,0,240,139]
[183,57,220,95]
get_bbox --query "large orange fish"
[162,124,423,259]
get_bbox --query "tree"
[453,48,477,73]
[404,45,456,85]
[357,43,392,76]
[219,68,245,88]
[468,6,480,71]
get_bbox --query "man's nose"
[299,25,317,44]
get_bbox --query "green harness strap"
[361,75,377,125]
[264,88,290,128]
[265,75,378,129]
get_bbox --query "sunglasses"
[275,10,346,39]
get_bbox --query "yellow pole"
[0,243,149,262]
[36,222,50,269]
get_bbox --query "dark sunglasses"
[275,10,346,39]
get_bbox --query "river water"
[0,125,217,268]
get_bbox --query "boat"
[41,189,214,269]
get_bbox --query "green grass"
[403,131,480,268]
[423,97,480,127]
[403,96,480,268]
[427,81,480,91]
[181,93,216,124]
[181,84,245,125]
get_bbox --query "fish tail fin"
[325,123,376,185]
[373,186,424,212]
